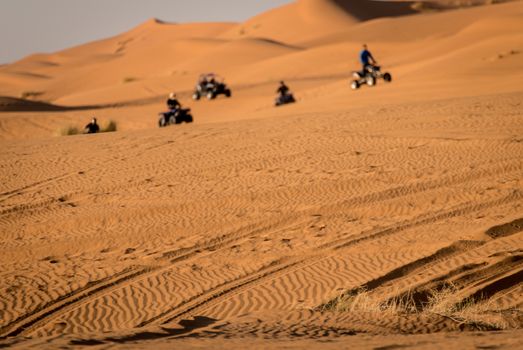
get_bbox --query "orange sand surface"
[0,1,522,348]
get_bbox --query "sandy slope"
[220,0,414,45]
[0,1,522,349]
[0,1,521,135]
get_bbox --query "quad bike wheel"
[366,76,376,86]
[351,80,360,90]
[158,115,167,128]
[192,92,200,100]
[185,114,194,123]
[225,89,231,98]
[206,91,215,100]
[383,73,392,82]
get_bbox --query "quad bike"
[158,108,193,127]
[350,65,392,90]
[275,93,295,107]
[192,73,232,100]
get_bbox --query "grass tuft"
[20,91,44,100]
[322,284,512,331]
[59,126,80,136]
[58,120,117,136]
[101,120,117,133]
[323,288,417,315]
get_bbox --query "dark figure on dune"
[167,92,181,111]
[84,117,100,134]
[275,81,295,107]
[360,44,376,76]
[276,81,290,97]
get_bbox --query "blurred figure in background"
[360,44,376,75]
[167,92,181,111]
[84,117,100,134]
[276,81,289,98]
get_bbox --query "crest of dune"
[221,0,413,44]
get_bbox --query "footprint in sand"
[53,322,67,332]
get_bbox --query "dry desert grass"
[59,120,118,136]
[323,284,515,331]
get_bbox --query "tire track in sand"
[0,173,73,204]
[0,217,307,338]
[320,216,523,311]
[3,165,520,337]
[138,190,522,327]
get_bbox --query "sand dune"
[221,0,414,45]
[0,1,521,108]
[0,1,522,349]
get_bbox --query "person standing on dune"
[360,44,376,76]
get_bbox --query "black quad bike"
[350,65,392,90]
[192,73,232,100]
[275,93,295,107]
[158,108,193,127]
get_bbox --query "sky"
[0,0,293,64]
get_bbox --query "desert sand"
[0,0,522,349]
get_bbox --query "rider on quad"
[192,73,232,100]
[360,44,376,76]
[350,44,392,90]
[275,81,295,107]
[196,76,207,93]
[167,92,181,112]
[277,81,290,97]
[158,93,193,127]
[159,92,182,126]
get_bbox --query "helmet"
[169,92,176,99]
